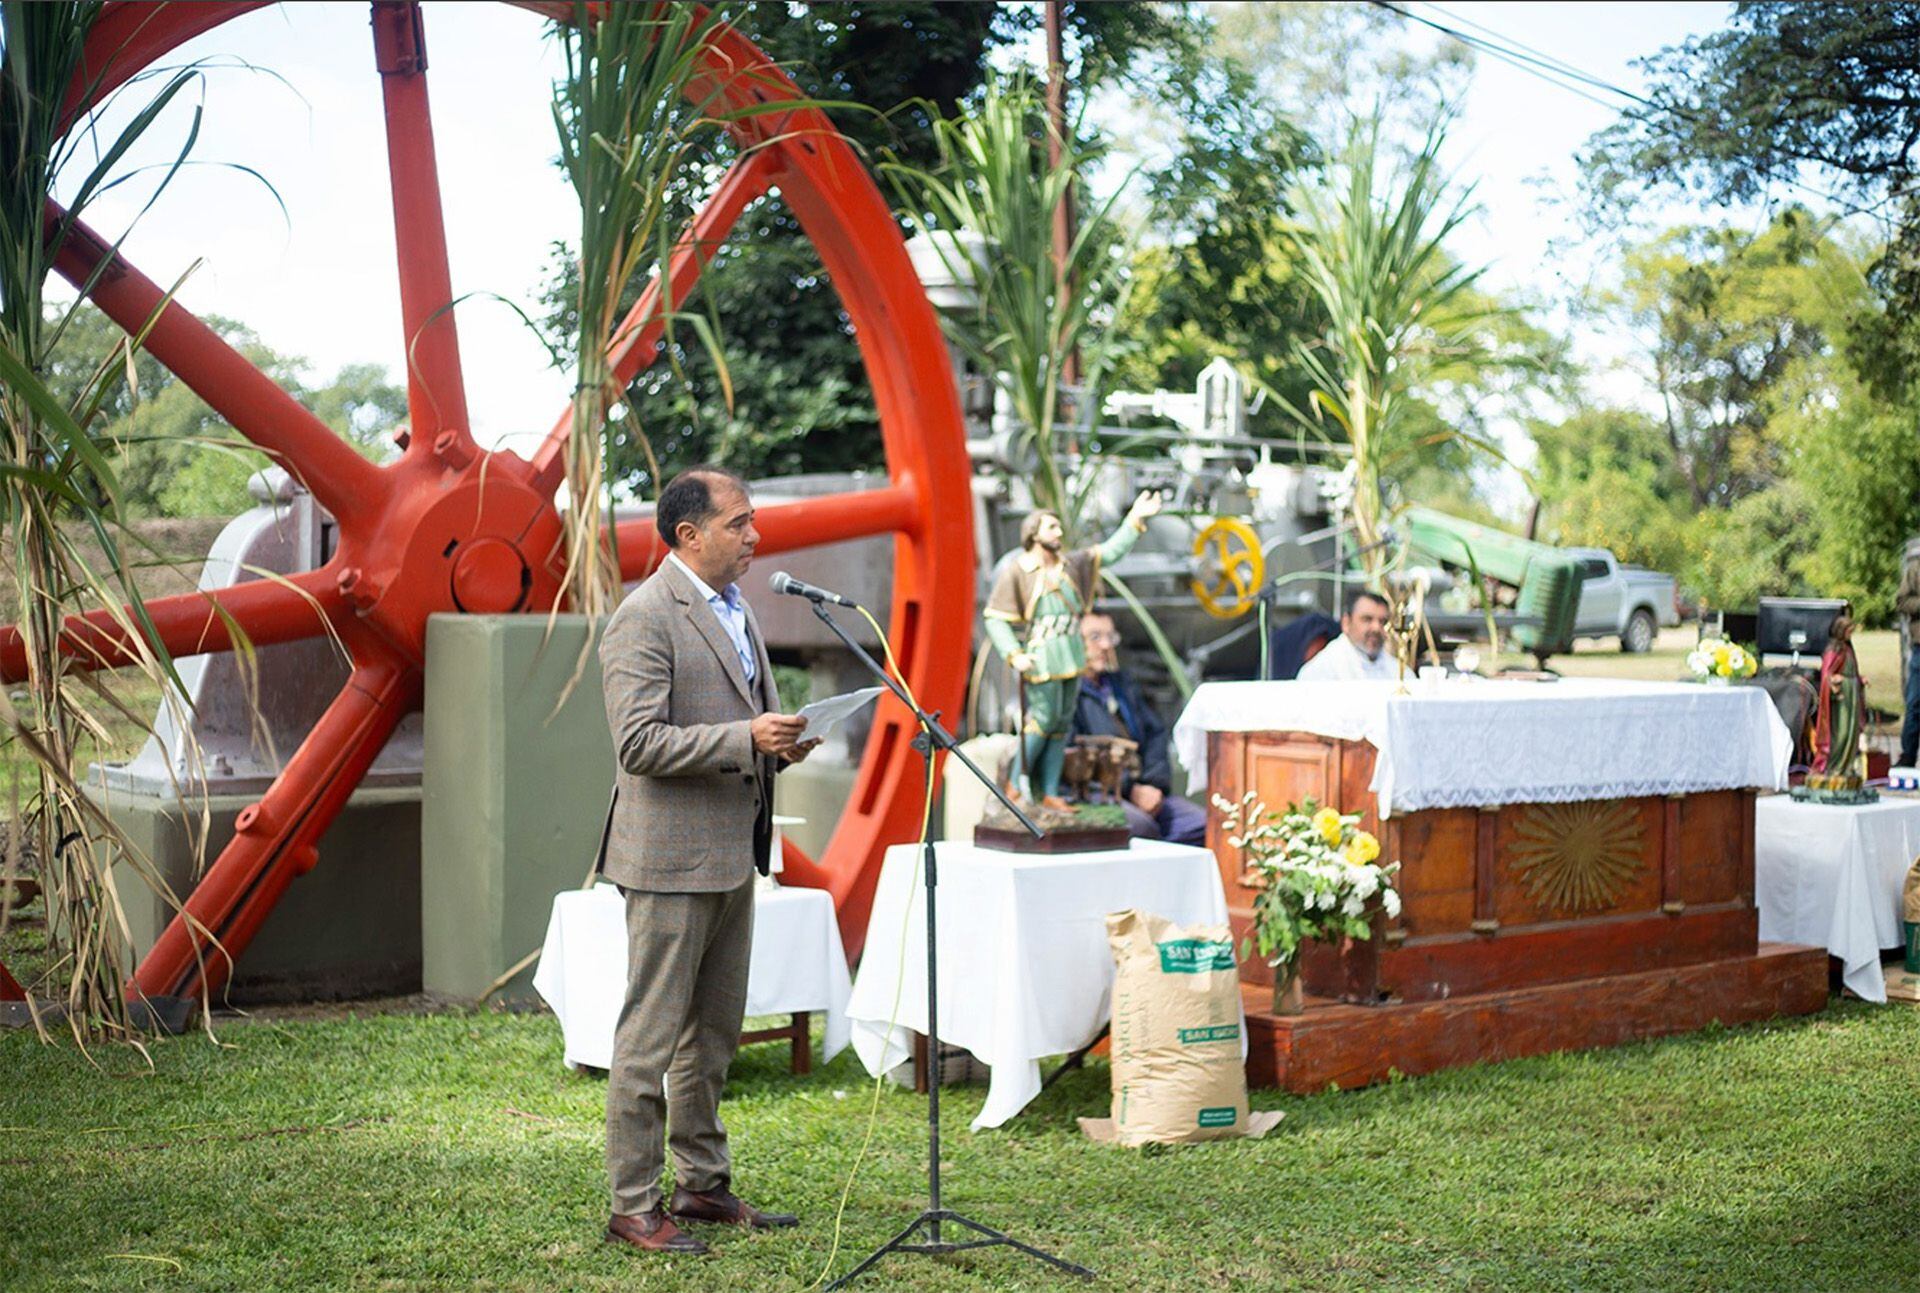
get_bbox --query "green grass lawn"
[3,1001,1917,1291]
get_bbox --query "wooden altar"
[1209,729,1829,1092]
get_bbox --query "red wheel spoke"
[372,1,472,459]
[133,658,419,1003]
[58,3,269,128]
[610,484,917,582]
[530,152,776,494]
[0,568,343,683]
[48,203,387,528]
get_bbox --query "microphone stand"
[802,597,1092,1288]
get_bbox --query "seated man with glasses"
[1069,612,1207,846]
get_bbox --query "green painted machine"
[1402,507,1581,662]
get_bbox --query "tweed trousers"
[605,877,755,1216]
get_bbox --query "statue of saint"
[1812,612,1865,779]
[983,492,1161,808]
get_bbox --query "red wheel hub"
[0,1,973,1005]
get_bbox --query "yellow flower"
[1313,807,1343,846]
[1344,831,1380,865]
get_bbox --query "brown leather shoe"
[669,1186,799,1229]
[606,1208,710,1254]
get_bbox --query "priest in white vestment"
[1298,588,1398,682]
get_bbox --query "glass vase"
[1270,961,1305,1016]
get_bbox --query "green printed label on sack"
[1156,938,1235,974]
[1176,1024,1241,1045]
[1196,1107,1238,1128]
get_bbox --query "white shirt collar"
[667,552,734,606]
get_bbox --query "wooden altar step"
[1242,941,1830,1094]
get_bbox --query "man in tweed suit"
[599,465,814,1256]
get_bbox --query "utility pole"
[1044,0,1079,387]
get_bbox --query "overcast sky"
[68,1,1745,461]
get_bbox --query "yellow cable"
[810,606,937,1288]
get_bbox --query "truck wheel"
[1622,609,1656,654]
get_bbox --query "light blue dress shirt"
[668,553,757,684]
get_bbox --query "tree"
[540,2,1202,496]
[1582,2,1920,396]
[1279,114,1494,617]
[48,304,402,520]
[1536,211,1918,618]
[1209,1,1471,153]
[1107,43,1322,424]
[1531,407,1690,575]
[1773,337,1920,624]
[1600,210,1850,510]
[888,72,1135,524]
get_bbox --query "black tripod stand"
[804,598,1094,1288]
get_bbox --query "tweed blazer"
[598,558,778,893]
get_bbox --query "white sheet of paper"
[796,687,885,743]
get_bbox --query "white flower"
[1342,892,1365,918]
[1383,890,1402,918]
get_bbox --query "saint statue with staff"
[983,491,1162,808]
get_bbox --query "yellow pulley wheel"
[1190,517,1265,619]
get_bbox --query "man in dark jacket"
[1070,612,1207,846]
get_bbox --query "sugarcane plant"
[0,1,223,1042]
[552,1,795,617]
[886,72,1137,527]
[1278,114,1500,676]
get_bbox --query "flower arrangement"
[1686,635,1758,682]
[1212,792,1402,972]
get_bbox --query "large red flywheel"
[0,1,973,1008]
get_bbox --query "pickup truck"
[1567,548,1680,653]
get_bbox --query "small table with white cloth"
[846,838,1230,1131]
[1172,677,1792,816]
[1754,794,1920,1002]
[533,882,852,1071]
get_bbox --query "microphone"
[769,571,856,607]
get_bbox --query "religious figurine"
[983,491,1162,808]
[1813,613,1865,778]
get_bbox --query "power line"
[1417,1,1654,104]
[1371,0,1891,223]
[1368,1,1648,110]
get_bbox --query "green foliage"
[1210,1,1473,151]
[1534,407,1690,575]
[46,304,401,519]
[1582,2,1920,396]
[1107,47,1322,425]
[1774,361,1920,622]
[887,72,1137,522]
[0,0,219,1041]
[1602,210,1847,509]
[1683,483,1819,613]
[1539,210,1920,619]
[542,3,1190,497]
[1278,113,1494,584]
[553,1,752,612]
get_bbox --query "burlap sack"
[1093,908,1253,1146]
[1904,858,1920,922]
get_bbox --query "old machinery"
[0,1,973,1005]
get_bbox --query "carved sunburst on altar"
[1504,801,1645,913]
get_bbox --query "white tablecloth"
[1172,678,1791,816]
[847,839,1231,1131]
[1755,795,1920,1003]
[532,882,852,1070]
